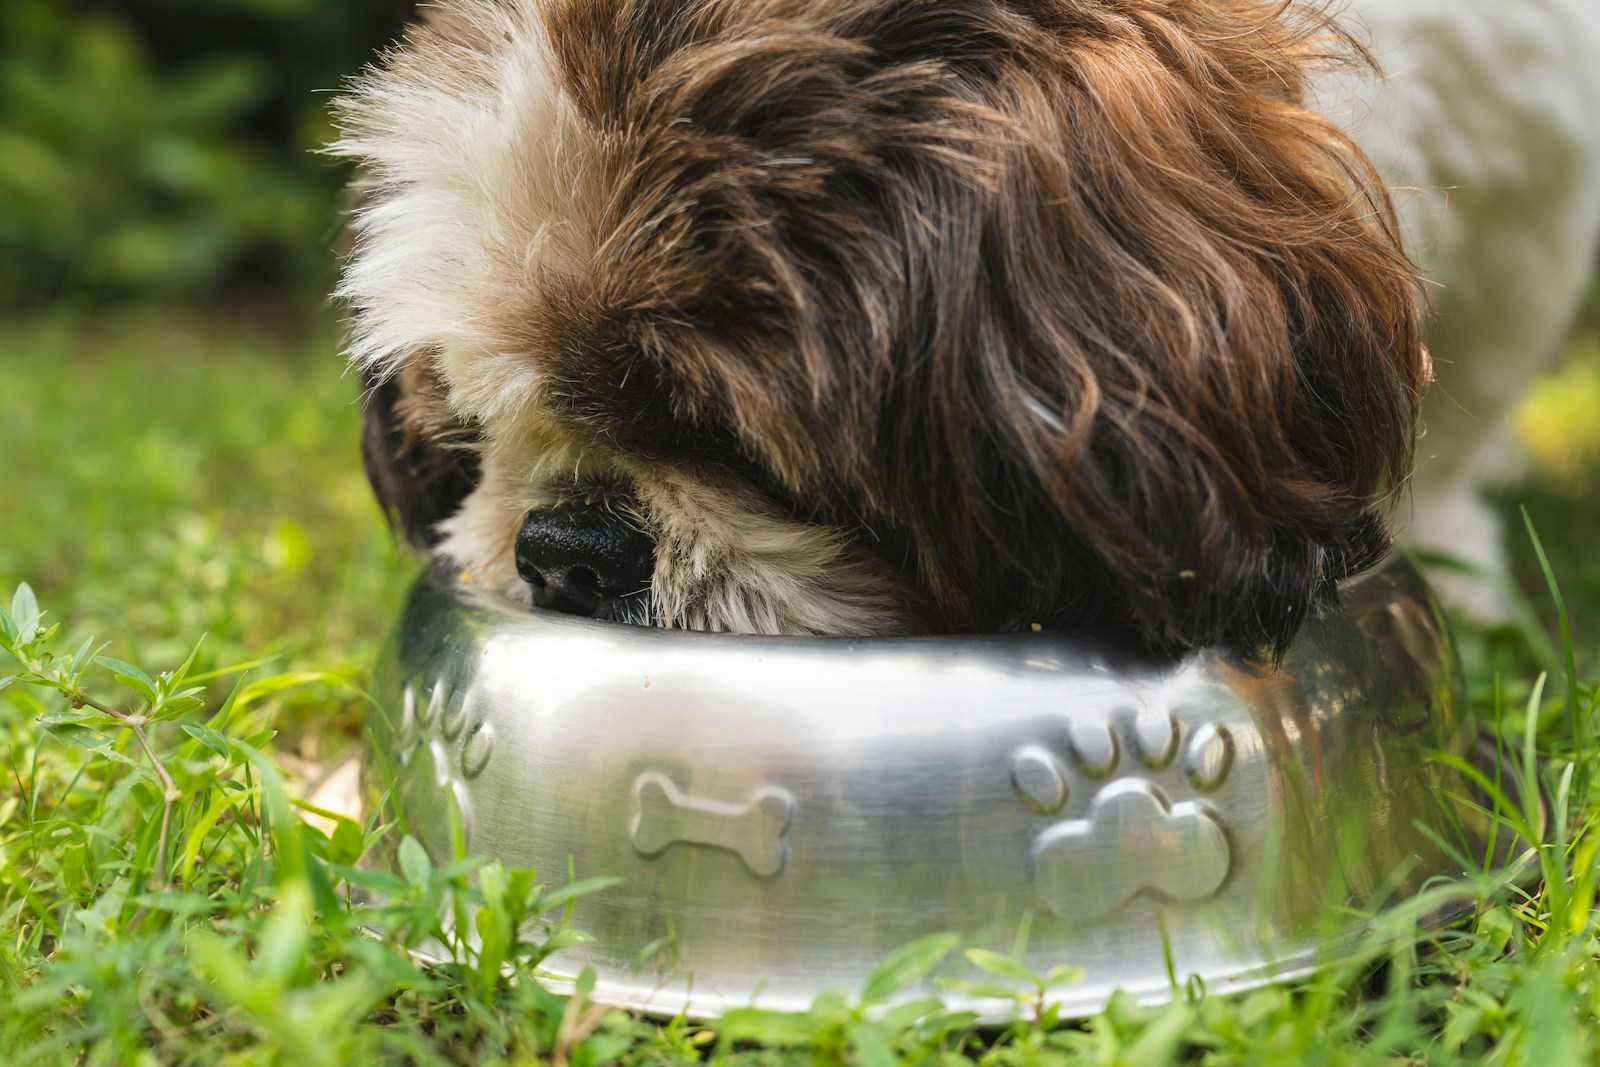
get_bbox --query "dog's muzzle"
[514,504,654,621]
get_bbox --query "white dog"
[1324,0,1600,609]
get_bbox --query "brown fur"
[342,0,1427,657]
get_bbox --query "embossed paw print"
[394,677,497,833]
[1010,707,1235,924]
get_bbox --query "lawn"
[1,299,1598,1065]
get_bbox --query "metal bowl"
[363,557,1528,1020]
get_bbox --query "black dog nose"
[514,504,655,618]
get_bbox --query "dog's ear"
[360,362,481,549]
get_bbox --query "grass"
[0,311,412,750]
[1,302,1599,1065]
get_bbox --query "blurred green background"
[0,0,1596,712]
[0,0,410,310]
[0,0,420,743]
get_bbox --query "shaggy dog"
[332,0,1600,657]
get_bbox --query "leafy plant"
[0,581,629,1063]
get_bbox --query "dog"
[331,0,1600,657]
[1319,0,1600,614]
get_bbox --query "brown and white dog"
[332,0,1600,657]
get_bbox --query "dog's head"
[333,0,1426,655]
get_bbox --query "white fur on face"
[332,0,919,635]
[435,451,918,634]
[330,0,599,428]
[626,466,921,635]
[429,431,586,605]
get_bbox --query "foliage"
[0,0,407,307]
[1515,333,1600,490]
[0,580,636,1063]
[1495,288,1600,682]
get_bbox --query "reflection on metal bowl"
[362,557,1532,1020]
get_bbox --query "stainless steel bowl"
[363,557,1528,1020]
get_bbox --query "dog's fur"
[331,0,1594,656]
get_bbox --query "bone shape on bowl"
[630,771,795,879]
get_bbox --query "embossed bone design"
[630,772,795,879]
[1029,779,1229,923]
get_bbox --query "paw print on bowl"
[394,677,497,835]
[1010,707,1235,925]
